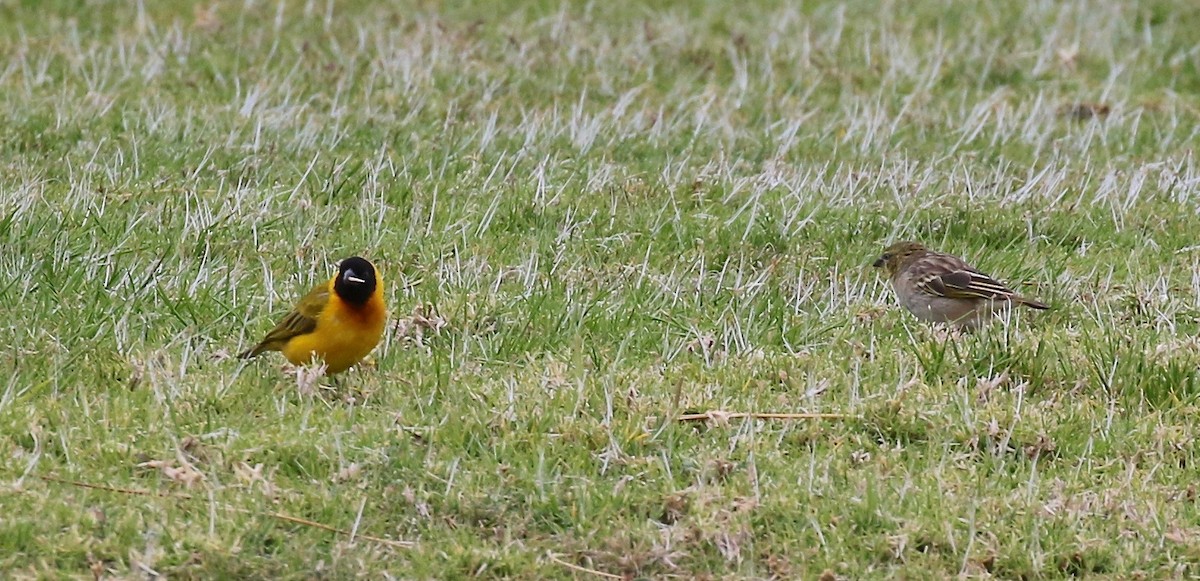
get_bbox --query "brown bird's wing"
[239,282,329,359]
[912,254,1020,301]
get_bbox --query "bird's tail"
[1014,296,1049,310]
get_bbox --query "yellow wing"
[239,282,330,359]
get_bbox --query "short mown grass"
[3,0,1200,578]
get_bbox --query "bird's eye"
[882,253,891,260]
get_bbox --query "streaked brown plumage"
[872,241,1048,328]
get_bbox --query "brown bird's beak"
[872,257,885,268]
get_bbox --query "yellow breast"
[281,285,387,374]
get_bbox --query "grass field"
[3,0,1200,578]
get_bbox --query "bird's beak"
[343,269,367,284]
[872,257,885,268]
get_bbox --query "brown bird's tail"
[1013,296,1049,310]
[239,345,266,359]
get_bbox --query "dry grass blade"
[546,552,624,579]
[36,474,414,549]
[677,411,851,422]
[37,474,192,498]
[222,506,415,549]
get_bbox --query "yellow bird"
[240,256,387,374]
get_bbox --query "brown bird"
[872,241,1048,328]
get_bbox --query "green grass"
[3,0,1200,577]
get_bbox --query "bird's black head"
[333,256,377,306]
